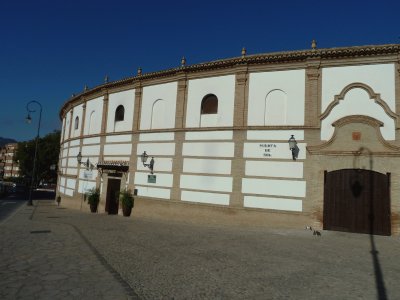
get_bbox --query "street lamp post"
[26,100,42,206]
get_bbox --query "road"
[0,193,26,223]
[0,190,55,223]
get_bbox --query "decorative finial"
[84,85,89,91]
[104,75,109,83]
[137,67,142,76]
[181,56,186,67]
[311,39,317,50]
[241,47,246,58]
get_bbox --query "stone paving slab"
[1,200,400,299]
[0,202,135,299]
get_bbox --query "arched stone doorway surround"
[306,115,400,235]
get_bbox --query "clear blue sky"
[0,0,399,142]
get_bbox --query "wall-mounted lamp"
[141,151,154,174]
[77,151,94,171]
[288,135,300,161]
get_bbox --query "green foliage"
[85,188,100,206]
[15,130,60,186]
[119,189,134,209]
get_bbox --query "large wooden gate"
[323,169,391,235]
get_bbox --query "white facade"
[57,44,400,234]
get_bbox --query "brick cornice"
[60,44,400,119]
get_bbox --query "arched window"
[201,94,218,114]
[151,99,166,129]
[115,105,125,122]
[264,90,287,125]
[74,116,79,130]
[88,111,95,134]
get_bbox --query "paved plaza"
[1,198,399,299]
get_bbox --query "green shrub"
[85,188,100,206]
[119,189,134,209]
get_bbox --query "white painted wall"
[81,145,101,156]
[64,113,71,139]
[83,137,101,145]
[69,140,80,147]
[247,130,304,141]
[106,89,135,133]
[66,179,76,189]
[245,161,303,178]
[180,175,232,192]
[61,118,66,141]
[136,157,173,172]
[67,158,77,168]
[106,134,132,143]
[68,146,81,157]
[321,64,396,140]
[66,168,78,175]
[181,190,230,206]
[182,142,234,157]
[242,178,306,197]
[185,131,233,140]
[103,144,132,156]
[139,132,175,141]
[78,180,96,193]
[140,82,177,129]
[134,172,173,187]
[243,143,307,160]
[186,75,235,127]
[183,158,231,175]
[71,104,83,138]
[134,185,171,199]
[84,96,103,135]
[136,143,175,156]
[248,70,305,126]
[244,196,302,212]
[321,64,395,112]
[321,87,395,140]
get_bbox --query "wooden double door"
[105,178,121,215]
[323,169,391,236]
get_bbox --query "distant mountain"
[0,137,17,147]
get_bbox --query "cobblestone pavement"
[1,199,400,299]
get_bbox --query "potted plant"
[85,187,100,213]
[119,189,134,217]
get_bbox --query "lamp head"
[288,135,297,150]
[141,151,148,163]
[26,114,32,124]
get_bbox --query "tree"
[15,130,61,186]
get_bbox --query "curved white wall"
[321,63,395,112]
[321,64,396,140]
[106,89,135,133]
[321,88,395,140]
[186,75,235,127]
[84,96,103,135]
[64,113,71,140]
[71,104,83,138]
[248,69,305,126]
[140,82,177,130]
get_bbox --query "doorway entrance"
[323,169,391,235]
[106,178,121,215]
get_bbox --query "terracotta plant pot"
[122,204,132,217]
[90,203,97,213]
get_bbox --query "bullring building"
[57,43,400,236]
